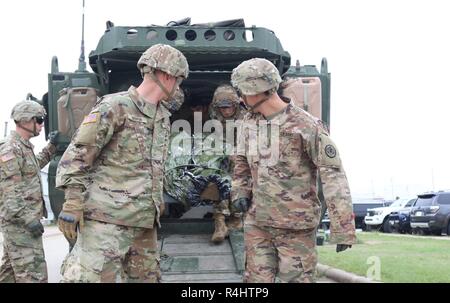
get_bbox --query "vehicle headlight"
[375,210,383,216]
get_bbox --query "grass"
[317,232,450,283]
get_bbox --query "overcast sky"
[1,0,449,200]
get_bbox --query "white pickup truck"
[364,198,416,232]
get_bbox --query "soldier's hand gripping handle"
[48,130,59,145]
[26,219,45,238]
[232,197,251,213]
[58,199,84,240]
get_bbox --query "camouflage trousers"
[213,199,231,216]
[60,219,160,283]
[213,199,242,218]
[243,220,317,283]
[0,224,48,283]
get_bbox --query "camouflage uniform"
[231,58,356,283]
[208,85,245,240]
[0,101,56,283]
[56,44,188,282]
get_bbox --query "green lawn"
[317,232,450,283]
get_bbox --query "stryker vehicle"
[36,16,331,282]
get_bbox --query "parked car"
[364,197,416,232]
[388,198,417,233]
[321,198,387,230]
[410,191,450,235]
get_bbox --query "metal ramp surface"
[160,232,244,283]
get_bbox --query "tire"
[382,218,392,233]
[447,222,450,236]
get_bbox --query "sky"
[0,0,449,200]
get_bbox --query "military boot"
[227,215,243,231]
[211,214,228,243]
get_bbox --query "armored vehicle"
[38,17,331,282]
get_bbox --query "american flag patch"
[82,112,100,125]
[0,152,15,162]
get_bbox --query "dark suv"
[410,191,450,235]
[388,198,417,233]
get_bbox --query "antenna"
[76,0,87,72]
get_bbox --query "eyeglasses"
[34,116,45,125]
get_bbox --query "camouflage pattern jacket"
[232,103,356,245]
[0,131,56,228]
[56,86,171,228]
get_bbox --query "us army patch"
[0,152,15,162]
[82,112,100,125]
[324,144,336,158]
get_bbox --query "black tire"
[361,222,367,231]
[382,218,392,233]
[433,230,442,236]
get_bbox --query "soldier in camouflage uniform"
[0,100,57,283]
[207,84,244,242]
[56,44,188,283]
[230,58,356,283]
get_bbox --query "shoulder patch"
[1,152,15,162]
[318,133,341,168]
[82,112,100,125]
[324,144,337,158]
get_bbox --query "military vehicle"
[36,14,331,282]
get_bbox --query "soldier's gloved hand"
[186,191,202,206]
[218,179,231,200]
[58,199,84,240]
[336,244,352,253]
[232,198,251,213]
[48,131,59,145]
[26,219,44,238]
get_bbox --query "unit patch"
[324,144,336,158]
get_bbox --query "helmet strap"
[17,120,39,136]
[246,95,270,113]
[148,71,176,101]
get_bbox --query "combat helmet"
[231,58,282,95]
[11,100,46,122]
[209,84,242,121]
[163,87,185,113]
[137,44,189,79]
[212,84,240,108]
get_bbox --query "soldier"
[0,100,57,283]
[56,44,188,282]
[230,58,356,283]
[207,84,244,243]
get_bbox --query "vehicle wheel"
[433,230,442,236]
[382,218,392,233]
[366,225,372,232]
[447,222,450,236]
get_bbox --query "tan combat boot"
[227,215,243,231]
[211,214,228,243]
